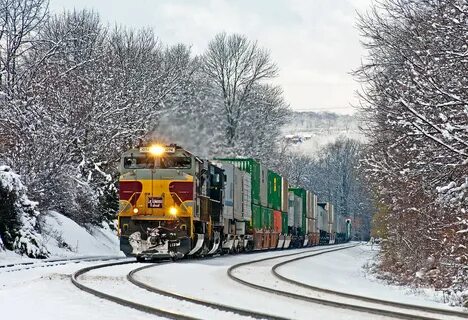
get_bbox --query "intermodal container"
[241,171,252,221]
[219,162,235,220]
[290,188,307,235]
[273,210,282,233]
[288,191,295,227]
[307,217,315,233]
[251,204,262,229]
[282,212,288,234]
[260,164,268,207]
[317,202,330,232]
[267,170,282,210]
[293,195,303,230]
[306,191,318,219]
[328,203,335,234]
[281,177,289,212]
[216,158,261,205]
[262,207,273,229]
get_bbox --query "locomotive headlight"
[169,207,178,216]
[149,144,165,156]
[133,208,139,214]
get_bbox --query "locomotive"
[117,143,351,260]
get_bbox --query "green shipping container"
[251,204,262,229]
[261,206,273,229]
[281,212,288,234]
[267,170,282,210]
[289,188,308,236]
[216,158,261,205]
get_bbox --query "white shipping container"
[317,203,329,232]
[328,203,335,225]
[335,215,344,234]
[221,163,234,220]
[235,221,246,235]
[242,172,252,221]
[324,202,335,234]
[259,164,268,207]
[288,191,295,227]
[294,195,302,228]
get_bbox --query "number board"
[139,146,176,153]
[148,197,163,208]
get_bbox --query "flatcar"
[117,143,351,260]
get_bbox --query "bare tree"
[0,0,49,163]
[0,0,48,98]
[202,32,278,146]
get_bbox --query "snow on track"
[75,262,259,320]
[0,259,149,320]
[275,245,464,311]
[241,244,467,320]
[133,245,390,320]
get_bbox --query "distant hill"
[282,111,365,155]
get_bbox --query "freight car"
[117,144,351,260]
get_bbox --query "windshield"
[124,155,191,169]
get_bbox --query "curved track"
[0,255,126,272]
[128,263,288,320]
[72,260,199,320]
[228,244,468,320]
[272,253,468,320]
[72,257,291,320]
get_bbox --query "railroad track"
[72,259,287,319]
[228,244,468,320]
[128,261,288,320]
[71,246,349,320]
[0,255,127,272]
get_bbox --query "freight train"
[118,144,351,260]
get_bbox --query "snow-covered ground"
[1,243,465,320]
[282,111,365,155]
[0,259,150,320]
[0,211,123,265]
[134,245,391,320]
[276,244,465,311]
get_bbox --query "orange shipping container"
[273,210,282,233]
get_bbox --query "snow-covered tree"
[356,0,468,300]
[0,166,48,258]
[0,9,195,225]
[202,33,280,149]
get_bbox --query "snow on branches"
[356,0,468,302]
[0,166,48,258]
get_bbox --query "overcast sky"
[49,0,373,114]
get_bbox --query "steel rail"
[272,253,468,320]
[71,245,339,320]
[0,255,127,272]
[128,263,289,320]
[227,244,460,320]
[71,260,200,320]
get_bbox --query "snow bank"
[39,211,123,257]
[277,244,464,310]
